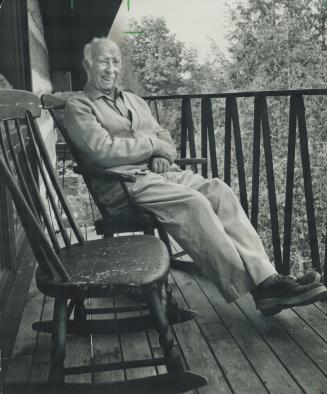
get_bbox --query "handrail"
[143,88,327,101]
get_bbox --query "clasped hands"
[149,156,170,174]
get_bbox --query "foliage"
[119,16,185,95]
[222,0,327,273]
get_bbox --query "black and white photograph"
[0,0,327,393]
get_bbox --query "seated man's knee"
[185,190,212,211]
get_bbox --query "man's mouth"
[102,76,114,82]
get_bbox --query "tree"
[119,16,185,96]
[225,0,327,89]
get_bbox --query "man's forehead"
[93,42,121,59]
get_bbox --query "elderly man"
[65,37,327,315]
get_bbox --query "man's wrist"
[149,137,175,164]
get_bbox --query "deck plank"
[0,248,35,377]
[237,293,327,393]
[172,269,269,393]
[195,273,302,394]
[292,304,327,341]
[315,301,327,315]
[115,294,157,381]
[201,322,268,393]
[170,270,232,394]
[5,275,44,383]
[91,297,125,383]
[29,296,54,382]
[269,306,327,375]
[64,299,92,383]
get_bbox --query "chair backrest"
[41,93,109,218]
[0,89,86,281]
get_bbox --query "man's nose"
[104,61,115,72]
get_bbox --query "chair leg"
[157,224,174,258]
[48,298,67,384]
[146,287,184,374]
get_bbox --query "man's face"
[86,42,121,95]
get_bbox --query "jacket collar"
[84,82,121,102]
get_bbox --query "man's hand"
[149,157,170,173]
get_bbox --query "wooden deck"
[3,230,327,393]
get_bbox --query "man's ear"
[82,59,89,74]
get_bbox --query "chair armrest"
[174,158,207,166]
[73,165,136,183]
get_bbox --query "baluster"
[230,97,248,216]
[154,100,160,123]
[180,98,188,170]
[282,95,297,275]
[206,98,218,178]
[324,225,327,285]
[261,97,283,272]
[251,96,261,229]
[224,97,232,185]
[200,98,208,178]
[297,95,321,272]
[185,98,197,173]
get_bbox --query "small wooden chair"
[0,89,208,391]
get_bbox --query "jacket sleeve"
[149,114,177,164]
[64,97,160,168]
[132,95,177,164]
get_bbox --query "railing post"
[230,97,248,216]
[180,98,197,173]
[201,98,208,179]
[206,98,218,179]
[186,98,197,173]
[224,97,232,185]
[261,96,283,273]
[180,98,188,170]
[251,96,261,230]
[282,95,297,275]
[297,95,321,273]
[154,100,160,123]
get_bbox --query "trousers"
[97,168,277,303]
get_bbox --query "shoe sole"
[256,285,327,311]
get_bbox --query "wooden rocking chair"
[0,89,208,392]
[41,92,205,323]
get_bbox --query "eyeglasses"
[95,58,121,68]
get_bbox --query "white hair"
[83,37,121,66]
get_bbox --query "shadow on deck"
[3,229,327,394]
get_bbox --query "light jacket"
[64,83,177,175]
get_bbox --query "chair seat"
[36,235,170,298]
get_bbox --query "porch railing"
[57,88,327,283]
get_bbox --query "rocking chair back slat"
[0,125,12,168]
[3,120,39,217]
[13,118,62,253]
[27,112,85,246]
[24,115,72,249]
